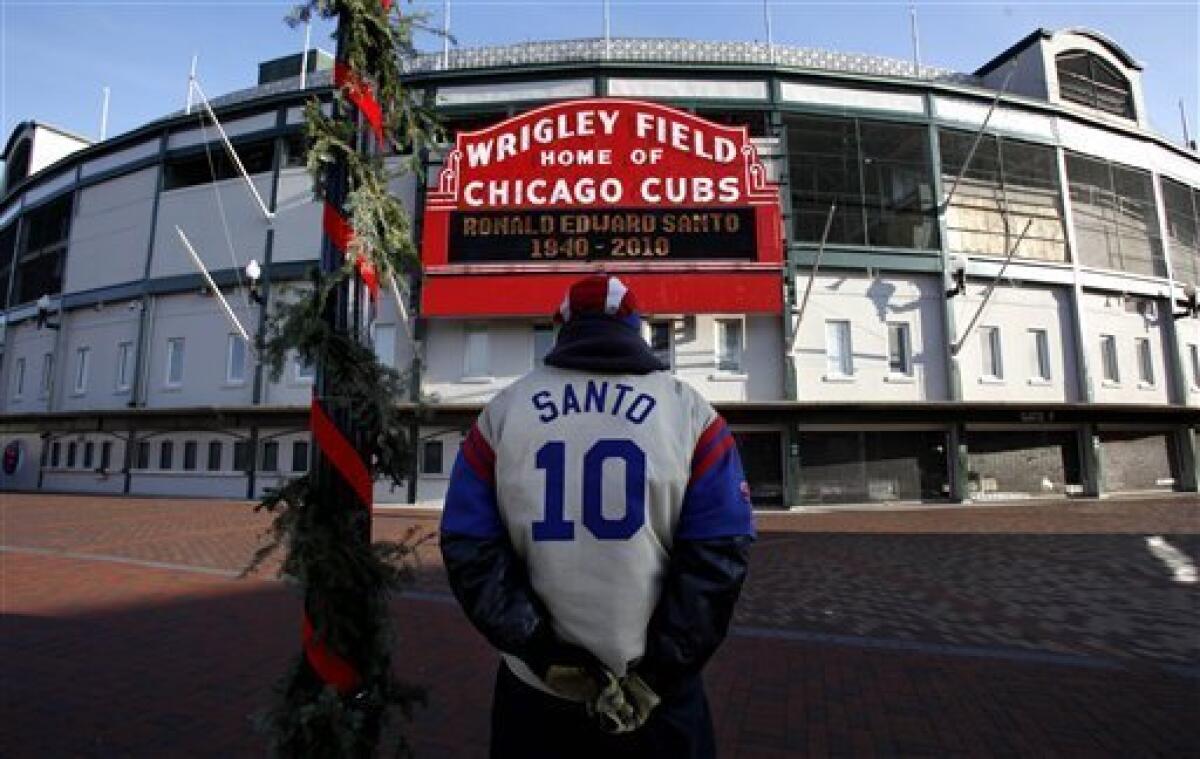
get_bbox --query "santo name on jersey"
[530,379,657,425]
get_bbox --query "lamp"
[35,294,60,330]
[1174,283,1199,320]
[945,255,967,298]
[246,259,264,305]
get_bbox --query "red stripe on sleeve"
[691,434,735,483]
[462,425,495,485]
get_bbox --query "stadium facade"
[1,29,1198,507]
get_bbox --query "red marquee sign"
[421,99,783,316]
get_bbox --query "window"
[422,439,444,475]
[183,440,198,471]
[163,137,276,190]
[116,341,134,391]
[232,441,250,472]
[1055,50,1135,119]
[294,354,315,383]
[1065,153,1165,278]
[693,109,771,137]
[165,338,185,387]
[464,323,489,377]
[648,321,673,369]
[825,320,853,377]
[207,441,223,471]
[1136,338,1154,386]
[40,353,54,397]
[938,130,1067,263]
[100,441,112,471]
[83,441,94,469]
[261,441,279,472]
[226,334,246,384]
[1191,344,1200,389]
[12,195,70,306]
[135,441,150,469]
[1161,177,1200,286]
[12,357,24,398]
[1100,334,1120,383]
[373,324,397,368]
[533,324,555,365]
[73,347,90,394]
[887,322,911,376]
[981,326,1003,380]
[291,441,310,472]
[159,441,174,470]
[67,441,77,468]
[786,114,938,250]
[716,319,744,373]
[1030,329,1051,381]
[50,441,60,467]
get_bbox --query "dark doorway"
[733,431,784,508]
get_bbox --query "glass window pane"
[1136,339,1154,384]
[1031,329,1051,381]
[717,319,744,372]
[100,441,112,470]
[233,441,250,472]
[292,441,310,472]
[207,441,223,471]
[51,442,60,467]
[859,121,938,249]
[825,320,853,376]
[83,442,94,469]
[422,440,444,475]
[533,324,555,365]
[1101,335,1120,382]
[648,321,672,368]
[74,347,89,393]
[227,335,246,383]
[116,341,133,391]
[67,442,76,468]
[887,322,911,375]
[1161,177,1199,285]
[160,441,174,470]
[981,326,1003,379]
[373,324,397,368]
[166,338,184,385]
[464,324,489,377]
[183,441,197,471]
[785,114,865,246]
[261,441,278,472]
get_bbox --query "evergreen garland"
[245,1,443,756]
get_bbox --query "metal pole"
[300,17,312,90]
[941,62,1018,212]
[190,79,276,222]
[763,0,775,64]
[99,87,111,141]
[952,217,1033,355]
[175,226,252,342]
[603,0,611,60]
[185,54,198,115]
[443,0,450,70]
[909,4,921,77]
[1181,98,1193,149]
[790,202,837,351]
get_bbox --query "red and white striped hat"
[554,274,641,324]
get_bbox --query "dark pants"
[490,661,716,759]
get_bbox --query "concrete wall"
[955,283,1079,403]
[0,321,58,414]
[65,167,157,293]
[791,273,948,402]
[58,301,141,412]
[1081,291,1172,405]
[149,173,273,279]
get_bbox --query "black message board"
[448,208,757,263]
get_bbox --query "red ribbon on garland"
[334,61,385,145]
[302,612,362,694]
[322,202,381,299]
[311,397,374,509]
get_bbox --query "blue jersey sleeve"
[440,424,504,539]
[676,415,756,540]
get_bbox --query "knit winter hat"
[553,275,641,329]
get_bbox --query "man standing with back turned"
[440,274,754,759]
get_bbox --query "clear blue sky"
[1,1,1197,149]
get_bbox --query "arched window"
[1055,50,1135,119]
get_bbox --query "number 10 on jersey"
[532,439,646,541]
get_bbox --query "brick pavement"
[2,493,1199,756]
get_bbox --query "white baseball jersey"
[442,364,753,696]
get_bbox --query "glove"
[586,671,662,735]
[526,638,610,702]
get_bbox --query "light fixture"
[1174,283,1199,320]
[246,259,264,305]
[945,254,967,298]
[35,294,60,330]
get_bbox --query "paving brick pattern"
[2,493,1199,756]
